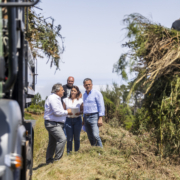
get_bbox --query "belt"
[84,112,98,116]
[67,116,80,119]
[45,120,64,124]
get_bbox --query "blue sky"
[35,0,180,99]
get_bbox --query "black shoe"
[46,161,53,165]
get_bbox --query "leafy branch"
[26,9,65,70]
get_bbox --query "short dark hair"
[69,86,81,100]
[83,78,92,84]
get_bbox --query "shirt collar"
[85,88,93,95]
[52,93,61,99]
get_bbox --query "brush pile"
[115,13,180,156]
[116,13,180,93]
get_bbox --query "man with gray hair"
[44,83,72,164]
[82,78,105,147]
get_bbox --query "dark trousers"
[45,121,66,163]
[65,116,82,153]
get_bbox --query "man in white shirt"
[44,83,72,164]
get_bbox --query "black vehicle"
[0,0,39,179]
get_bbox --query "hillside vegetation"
[113,13,180,157]
[30,114,180,180]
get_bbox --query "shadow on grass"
[33,163,47,170]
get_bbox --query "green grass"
[32,114,180,180]
[24,112,33,120]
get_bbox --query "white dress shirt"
[63,98,83,118]
[44,93,68,123]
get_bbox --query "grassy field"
[30,114,180,180]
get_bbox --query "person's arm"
[80,102,84,125]
[97,117,103,127]
[82,94,85,119]
[96,92,105,127]
[96,92,105,116]
[80,103,83,113]
[63,102,66,110]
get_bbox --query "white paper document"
[69,107,79,118]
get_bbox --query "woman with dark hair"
[63,86,83,153]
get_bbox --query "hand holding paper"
[67,109,72,115]
[69,107,79,117]
[75,112,81,115]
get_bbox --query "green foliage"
[31,93,42,105]
[26,9,64,70]
[149,77,180,156]
[114,13,180,94]
[101,83,134,130]
[115,105,134,130]
[114,13,180,156]
[132,72,180,156]
[103,96,115,119]
[26,93,45,114]
[132,107,151,134]
[31,93,45,108]
[101,83,129,106]
[28,104,44,111]
[24,112,33,120]
[113,54,128,80]
[26,105,44,115]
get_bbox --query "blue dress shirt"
[83,89,105,116]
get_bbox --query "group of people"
[44,77,105,164]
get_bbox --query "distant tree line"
[26,93,47,115]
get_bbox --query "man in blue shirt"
[82,78,105,147]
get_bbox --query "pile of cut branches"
[114,13,180,157]
[114,13,180,95]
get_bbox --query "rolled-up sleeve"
[51,96,68,116]
[96,92,105,116]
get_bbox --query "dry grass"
[31,114,180,180]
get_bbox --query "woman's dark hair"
[69,86,81,99]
